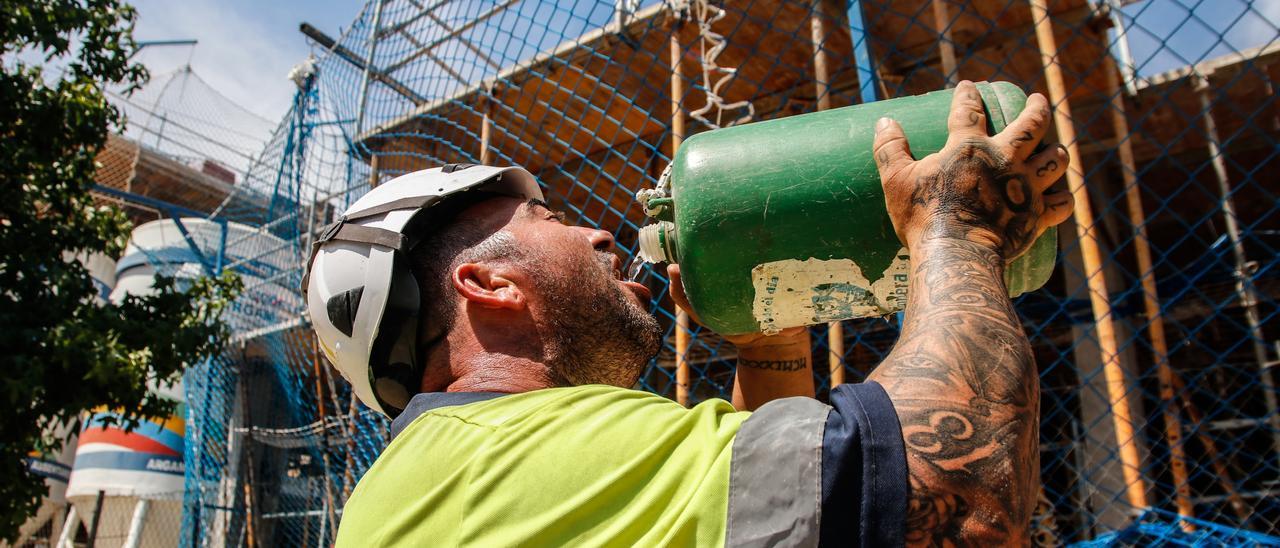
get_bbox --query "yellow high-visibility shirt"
[337,383,906,547]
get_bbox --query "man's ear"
[452,262,525,310]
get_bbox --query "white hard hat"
[302,164,543,418]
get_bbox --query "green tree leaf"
[0,0,240,539]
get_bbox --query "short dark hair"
[406,192,523,347]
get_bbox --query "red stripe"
[77,428,180,457]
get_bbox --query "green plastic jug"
[636,81,1057,335]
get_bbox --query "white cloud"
[130,0,310,122]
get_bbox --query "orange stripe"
[77,428,181,457]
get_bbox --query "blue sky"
[128,0,358,121]
[124,0,1279,134]
[1120,0,1279,76]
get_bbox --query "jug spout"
[636,222,677,264]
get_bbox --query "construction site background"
[16,0,1279,546]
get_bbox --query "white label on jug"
[872,248,912,312]
[750,249,911,334]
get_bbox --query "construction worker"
[304,81,1073,547]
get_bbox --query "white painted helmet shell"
[304,164,542,417]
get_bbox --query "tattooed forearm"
[737,357,808,372]
[870,80,1066,546]
[870,236,1039,546]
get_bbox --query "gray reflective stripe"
[726,397,832,548]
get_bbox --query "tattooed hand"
[873,80,1074,259]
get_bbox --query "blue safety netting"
[91,0,1280,545]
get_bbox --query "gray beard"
[533,250,662,388]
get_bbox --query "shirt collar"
[389,392,507,440]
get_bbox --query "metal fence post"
[86,490,104,548]
[123,499,151,548]
[1194,72,1280,461]
[56,505,78,548]
[355,0,388,137]
[845,0,878,104]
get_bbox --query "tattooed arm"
[869,81,1074,545]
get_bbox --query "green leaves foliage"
[1,0,241,539]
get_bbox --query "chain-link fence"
[8,492,186,548]
[97,0,1279,545]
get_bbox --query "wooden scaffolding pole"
[312,335,339,541]
[930,0,959,87]
[671,27,691,407]
[1028,0,1149,511]
[480,92,494,165]
[809,0,845,387]
[316,331,360,507]
[810,1,832,112]
[827,324,846,387]
[341,395,359,501]
[1102,56,1194,525]
[236,348,260,548]
[242,482,257,548]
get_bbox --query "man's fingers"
[946,80,988,143]
[873,116,913,178]
[1027,144,1069,189]
[666,264,703,325]
[995,93,1052,160]
[1040,190,1075,229]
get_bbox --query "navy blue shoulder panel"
[819,381,908,547]
[389,392,506,440]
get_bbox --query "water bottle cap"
[637,222,675,264]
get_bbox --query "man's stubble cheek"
[548,269,658,386]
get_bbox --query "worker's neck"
[421,330,558,394]
[447,353,557,393]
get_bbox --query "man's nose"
[576,226,615,251]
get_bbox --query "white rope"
[235,411,379,449]
[642,0,753,210]
[687,0,754,129]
